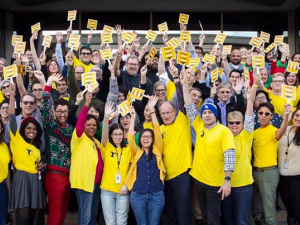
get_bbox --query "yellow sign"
[214,33,227,44]
[103,25,114,34]
[282,43,289,52]
[122,32,136,44]
[101,33,113,43]
[180,31,190,42]
[17,65,26,75]
[148,47,157,60]
[179,13,189,24]
[87,19,98,30]
[42,35,53,48]
[286,61,299,74]
[88,83,99,93]
[203,54,216,64]
[222,45,232,55]
[158,22,168,33]
[67,10,77,21]
[68,34,81,49]
[131,87,145,100]
[11,35,23,46]
[244,67,250,81]
[252,55,265,68]
[211,68,219,83]
[264,43,276,53]
[161,46,176,61]
[127,92,133,107]
[100,49,113,60]
[218,68,223,76]
[14,42,26,54]
[274,35,284,45]
[145,30,158,42]
[188,58,200,68]
[73,42,81,51]
[177,51,190,65]
[166,37,182,48]
[81,72,97,86]
[3,64,18,79]
[31,22,41,34]
[260,31,270,43]
[281,85,297,101]
[117,100,131,116]
[249,37,263,48]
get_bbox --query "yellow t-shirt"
[253,124,279,168]
[266,89,296,116]
[70,129,100,193]
[166,80,176,101]
[161,111,192,180]
[0,142,11,183]
[143,122,153,130]
[73,56,93,72]
[190,117,235,186]
[231,129,253,187]
[100,141,132,193]
[10,130,40,174]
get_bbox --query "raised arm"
[158,52,166,76]
[76,92,92,138]
[30,32,41,71]
[113,46,122,77]
[16,73,26,97]
[101,101,115,147]
[275,104,292,140]
[107,64,119,103]
[244,87,255,134]
[199,34,205,47]
[8,83,17,135]
[140,64,147,85]
[115,25,123,48]
[55,32,65,74]
[128,107,138,155]
[138,44,148,62]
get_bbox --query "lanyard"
[115,148,123,171]
[286,128,294,160]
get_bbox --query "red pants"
[45,171,71,225]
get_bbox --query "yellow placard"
[244,67,250,81]
[180,31,191,42]
[218,68,223,76]
[101,33,113,44]
[103,25,114,34]
[148,47,157,60]
[166,37,182,49]
[274,35,284,45]
[281,85,296,101]
[68,10,77,21]
[42,35,53,48]
[161,46,176,61]
[31,22,41,34]
[3,64,18,79]
[260,31,270,43]
[73,42,81,51]
[14,41,26,54]
[252,55,265,68]
[68,34,81,49]
[100,49,113,60]
[88,83,99,93]
[177,51,190,66]
[282,43,289,52]
[81,72,97,86]
[158,22,168,33]
[145,30,158,42]
[286,61,299,74]
[249,37,263,48]
[11,35,23,46]
[87,19,98,30]
[117,100,131,116]
[211,68,219,83]
[214,33,227,44]
[179,13,189,24]
[188,58,200,68]
[131,87,145,100]
[122,32,136,44]
[203,54,216,64]
[264,43,276,53]
[127,92,133,107]
[222,45,232,55]
[17,65,26,75]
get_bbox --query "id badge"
[284,160,289,169]
[115,172,121,184]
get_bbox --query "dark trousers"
[221,184,253,225]
[197,181,222,225]
[279,175,300,224]
[0,180,8,225]
[164,171,192,225]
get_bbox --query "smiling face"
[84,118,97,138]
[260,68,268,84]
[110,128,124,146]
[25,122,37,140]
[88,107,99,119]
[230,49,241,65]
[159,102,176,125]
[140,130,153,149]
[201,110,216,127]
[190,89,202,107]
[31,83,43,100]
[126,58,139,76]
[20,95,36,117]
[54,105,68,124]
[144,104,153,122]
[120,115,131,131]
[286,73,297,86]
[217,87,232,104]
[257,106,273,127]
[0,103,9,120]
[239,47,248,59]
[227,112,244,136]
[56,80,68,95]
[293,54,300,63]
[80,49,92,64]
[271,74,284,92]
[1,82,10,98]
[254,92,268,110]
[154,84,167,102]
[293,109,300,128]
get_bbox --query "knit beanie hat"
[200,103,218,118]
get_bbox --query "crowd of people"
[0,14,300,225]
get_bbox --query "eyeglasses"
[32,88,43,93]
[1,85,9,90]
[220,91,231,94]
[22,101,35,106]
[155,89,166,93]
[81,52,91,56]
[272,80,284,83]
[255,96,267,101]
[258,111,272,117]
[228,121,242,125]
[127,63,139,67]
[141,135,152,139]
[0,106,9,110]
[55,110,68,115]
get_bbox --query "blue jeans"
[89,185,101,225]
[0,180,8,225]
[101,189,129,225]
[74,188,93,225]
[222,184,253,225]
[130,191,165,225]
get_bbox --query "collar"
[205,121,218,130]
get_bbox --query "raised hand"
[133,37,141,49]
[108,64,116,79]
[75,92,84,105]
[199,34,205,42]
[65,51,74,66]
[284,103,292,116]
[56,32,63,43]
[67,26,72,38]
[169,65,179,78]
[39,52,46,65]
[147,96,158,110]
[130,106,136,119]
[30,31,38,41]
[104,101,115,117]
[34,71,46,83]
[115,24,122,36]
[140,65,147,77]
[88,33,92,43]
[232,77,244,95]
[9,83,16,96]
[85,92,92,107]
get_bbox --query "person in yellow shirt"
[182,67,236,225]
[73,46,94,72]
[8,84,46,224]
[101,101,132,225]
[125,96,166,225]
[253,101,292,225]
[221,87,256,225]
[0,119,10,225]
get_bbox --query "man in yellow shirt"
[73,46,94,73]
[253,102,291,225]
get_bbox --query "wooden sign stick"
[198,20,204,35]
[122,41,127,48]
[107,59,112,65]
[146,39,151,45]
[70,20,73,29]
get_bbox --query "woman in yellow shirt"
[8,84,46,224]
[0,119,10,225]
[101,101,132,225]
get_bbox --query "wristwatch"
[225,176,231,181]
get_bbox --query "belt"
[254,166,277,172]
[47,170,69,177]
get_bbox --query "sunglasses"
[1,85,10,90]
[220,91,231,94]
[228,121,242,125]
[81,52,91,56]
[22,101,35,106]
[258,111,272,117]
